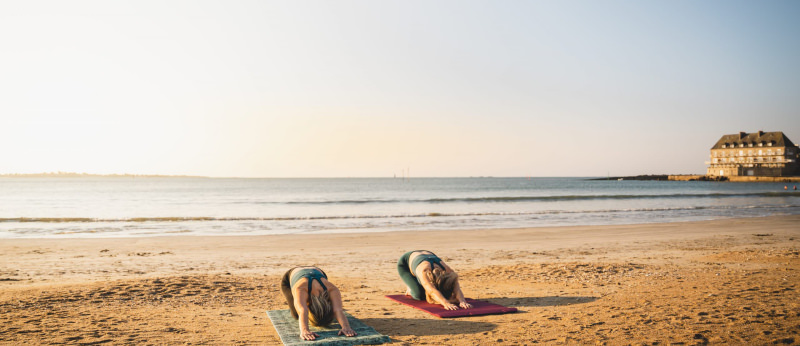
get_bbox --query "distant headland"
[588,174,671,181]
[0,172,208,178]
[588,174,800,183]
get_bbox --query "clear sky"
[2,1,798,177]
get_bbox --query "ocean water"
[1,177,798,238]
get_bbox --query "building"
[706,131,800,177]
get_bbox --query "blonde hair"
[307,291,334,327]
[425,268,459,304]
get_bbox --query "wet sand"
[1,216,799,345]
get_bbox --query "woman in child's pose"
[280,266,356,341]
[397,250,472,310]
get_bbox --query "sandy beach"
[1,215,798,345]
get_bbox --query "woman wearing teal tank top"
[397,250,472,310]
[280,266,356,341]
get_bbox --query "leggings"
[397,251,426,301]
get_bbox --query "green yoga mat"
[266,309,390,346]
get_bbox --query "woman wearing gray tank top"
[280,266,356,341]
[397,250,472,310]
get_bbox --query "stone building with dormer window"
[706,131,800,177]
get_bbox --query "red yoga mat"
[385,295,518,318]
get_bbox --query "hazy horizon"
[0,171,672,178]
[3,1,799,178]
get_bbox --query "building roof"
[710,131,797,150]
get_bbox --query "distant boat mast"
[399,167,410,183]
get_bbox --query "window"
[739,150,744,156]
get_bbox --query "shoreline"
[4,212,798,240]
[2,215,799,344]
[2,216,799,281]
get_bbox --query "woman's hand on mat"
[300,330,319,341]
[338,327,357,337]
[443,302,458,310]
[459,301,473,309]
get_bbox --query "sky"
[1,1,799,177]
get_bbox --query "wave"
[3,204,798,223]
[274,191,798,205]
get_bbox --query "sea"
[1,177,798,238]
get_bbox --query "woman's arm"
[326,283,357,337]
[416,269,458,310]
[293,285,318,341]
[453,276,472,309]
[438,262,471,308]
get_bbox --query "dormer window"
[748,142,753,147]
[768,141,774,146]
[759,142,764,147]
[739,143,745,148]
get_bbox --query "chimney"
[739,132,746,139]
[758,130,764,136]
